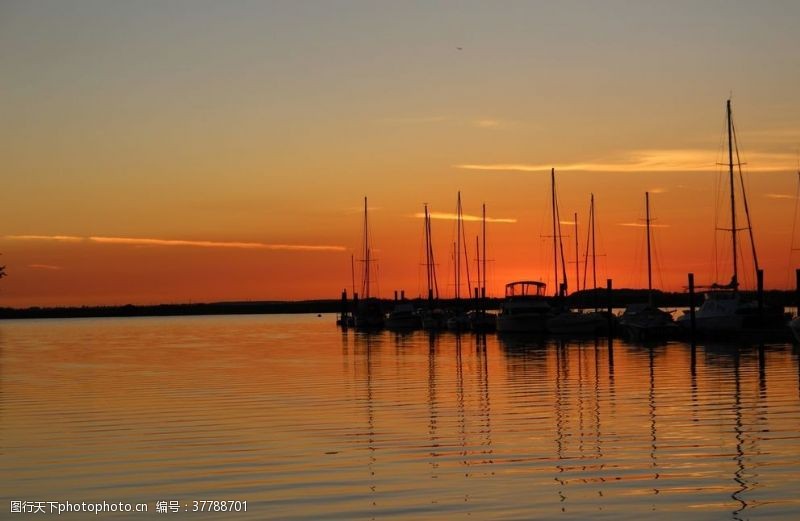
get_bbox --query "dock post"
[401,290,405,300]
[606,278,613,335]
[757,269,764,326]
[340,289,348,327]
[796,268,800,315]
[688,273,696,342]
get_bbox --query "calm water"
[3,314,800,520]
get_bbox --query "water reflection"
[3,317,800,520]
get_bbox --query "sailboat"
[470,203,497,331]
[545,169,606,335]
[420,203,447,330]
[353,196,385,329]
[676,100,777,333]
[619,192,677,340]
[446,191,473,331]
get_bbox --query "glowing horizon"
[2,2,800,306]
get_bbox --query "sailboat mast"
[424,204,433,301]
[646,192,653,306]
[453,241,458,299]
[727,99,738,289]
[456,192,461,300]
[460,194,472,297]
[551,168,559,296]
[475,235,480,296]
[482,203,487,298]
[429,209,439,299]
[574,212,579,293]
[351,253,356,297]
[591,194,597,292]
[362,196,370,298]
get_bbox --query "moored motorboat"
[385,301,420,330]
[621,303,677,340]
[496,281,551,333]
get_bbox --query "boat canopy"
[504,281,547,298]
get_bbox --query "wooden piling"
[757,269,764,324]
[340,289,348,328]
[796,268,800,314]
[606,278,613,335]
[688,273,696,340]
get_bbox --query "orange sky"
[2,1,800,306]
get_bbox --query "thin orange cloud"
[28,264,63,270]
[412,212,516,223]
[474,119,503,129]
[456,148,795,173]
[617,222,670,228]
[8,235,83,242]
[4,235,345,252]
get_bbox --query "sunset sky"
[2,1,800,307]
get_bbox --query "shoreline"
[1,289,796,320]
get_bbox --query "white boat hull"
[790,316,800,343]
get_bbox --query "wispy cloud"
[9,235,83,242]
[28,264,63,270]
[381,115,447,125]
[3,235,345,252]
[764,193,797,200]
[456,148,796,174]
[617,222,670,228]
[473,119,502,129]
[412,212,516,223]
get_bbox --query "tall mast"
[460,193,472,297]
[646,192,653,306]
[427,205,439,300]
[732,114,760,276]
[456,192,461,299]
[453,241,458,299]
[362,196,370,298]
[591,194,597,292]
[582,195,598,309]
[351,253,356,297]
[424,204,433,301]
[475,235,480,297]
[727,99,738,290]
[482,203,487,298]
[551,168,559,296]
[574,211,579,293]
